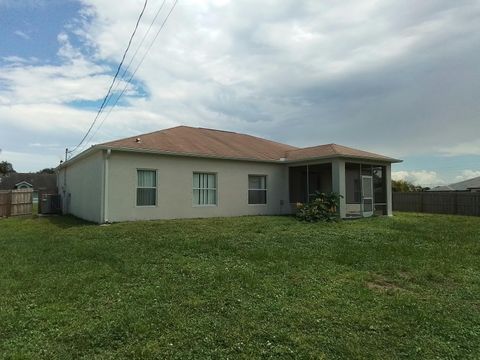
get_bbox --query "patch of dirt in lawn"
[366,276,403,293]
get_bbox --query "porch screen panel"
[373,165,387,215]
[308,164,332,199]
[345,163,361,204]
[289,166,308,203]
[373,166,386,204]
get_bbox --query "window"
[248,175,267,204]
[137,170,157,206]
[193,173,217,205]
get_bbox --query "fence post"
[476,193,480,216]
[454,192,458,215]
[7,191,12,217]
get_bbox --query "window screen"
[248,175,267,204]
[193,173,217,205]
[137,170,157,206]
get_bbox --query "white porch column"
[386,163,393,216]
[332,159,346,218]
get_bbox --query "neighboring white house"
[57,126,401,223]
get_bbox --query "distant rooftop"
[0,173,57,191]
[430,176,480,191]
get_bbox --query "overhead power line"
[77,0,169,152]
[82,0,179,149]
[68,0,149,155]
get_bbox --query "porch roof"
[285,143,401,163]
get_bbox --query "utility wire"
[68,0,148,155]
[84,0,179,146]
[78,0,168,152]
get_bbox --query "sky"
[0,0,479,186]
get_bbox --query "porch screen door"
[361,176,374,217]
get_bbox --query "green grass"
[0,213,479,359]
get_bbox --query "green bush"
[295,191,342,222]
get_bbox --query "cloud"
[14,30,30,40]
[1,0,480,172]
[455,170,480,182]
[0,150,62,172]
[438,140,480,157]
[392,170,445,186]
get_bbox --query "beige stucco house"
[57,126,401,223]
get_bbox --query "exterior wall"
[105,151,290,222]
[57,151,104,223]
[57,149,396,223]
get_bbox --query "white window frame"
[248,174,267,205]
[136,169,158,207]
[192,172,218,207]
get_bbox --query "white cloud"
[0,150,62,172]
[392,170,445,186]
[455,170,480,182]
[14,30,30,40]
[1,0,480,172]
[438,140,480,157]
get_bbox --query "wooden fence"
[393,192,480,216]
[0,189,33,218]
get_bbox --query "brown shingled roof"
[98,126,400,163]
[101,126,298,161]
[285,143,400,162]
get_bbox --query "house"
[0,173,57,203]
[430,176,480,192]
[57,126,401,223]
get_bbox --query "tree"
[392,179,426,192]
[37,168,56,174]
[0,161,15,176]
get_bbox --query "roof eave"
[285,154,403,164]
[64,145,286,164]
[57,145,102,170]
[58,145,402,168]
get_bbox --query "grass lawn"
[1,213,479,359]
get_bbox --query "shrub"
[296,191,342,222]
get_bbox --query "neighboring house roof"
[64,126,401,167]
[15,181,33,188]
[430,176,480,191]
[429,185,454,191]
[0,173,57,191]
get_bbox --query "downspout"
[103,148,111,223]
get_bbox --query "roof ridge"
[100,125,297,150]
[195,126,298,149]
[99,125,187,146]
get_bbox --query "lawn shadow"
[38,214,95,229]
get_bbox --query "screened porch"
[288,160,390,218]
